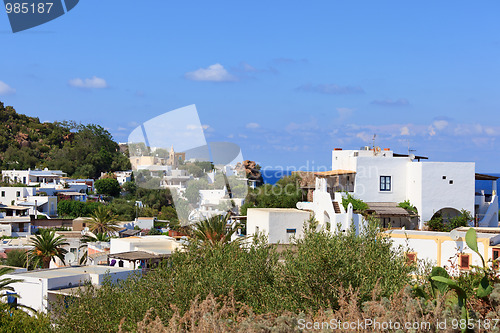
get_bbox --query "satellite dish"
[64,252,76,265]
[450,230,460,241]
[374,146,382,154]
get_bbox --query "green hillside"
[0,101,130,178]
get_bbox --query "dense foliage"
[0,101,130,178]
[240,174,302,215]
[53,223,413,332]
[426,209,473,232]
[57,200,102,218]
[95,178,121,197]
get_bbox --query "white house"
[386,227,500,273]
[0,186,57,217]
[329,147,497,229]
[0,205,32,237]
[2,168,66,186]
[2,266,136,312]
[246,208,312,244]
[109,235,181,269]
[100,171,132,186]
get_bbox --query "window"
[380,176,391,191]
[1,191,4,197]
[459,254,470,270]
[286,228,296,242]
[16,191,20,197]
[22,176,26,184]
[442,176,446,179]
[493,248,500,269]
[449,180,454,185]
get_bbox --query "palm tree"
[0,267,22,304]
[192,214,241,247]
[79,232,111,265]
[28,229,69,269]
[87,206,120,235]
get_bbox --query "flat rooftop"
[248,208,308,213]
[8,265,134,279]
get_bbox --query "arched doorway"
[431,208,461,223]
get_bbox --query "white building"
[100,171,132,186]
[0,205,32,237]
[246,208,311,244]
[0,186,57,217]
[2,266,135,312]
[387,227,500,272]
[2,169,66,186]
[109,235,181,269]
[329,147,497,229]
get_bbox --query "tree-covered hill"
[0,101,130,178]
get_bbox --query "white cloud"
[0,81,16,95]
[246,122,260,129]
[433,120,448,130]
[400,126,410,136]
[485,127,498,136]
[428,126,436,136]
[337,107,354,119]
[356,131,373,142]
[185,63,237,82]
[68,76,108,89]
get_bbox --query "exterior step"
[333,201,341,214]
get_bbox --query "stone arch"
[431,207,461,223]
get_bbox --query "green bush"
[341,192,368,212]
[53,223,412,332]
[95,178,121,197]
[0,309,52,333]
[426,209,472,232]
[398,200,418,214]
[57,200,103,218]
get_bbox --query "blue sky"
[0,1,499,171]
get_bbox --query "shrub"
[341,192,368,212]
[95,178,120,197]
[398,200,418,214]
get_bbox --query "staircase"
[333,201,341,214]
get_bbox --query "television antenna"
[372,134,377,150]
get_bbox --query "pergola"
[108,251,170,270]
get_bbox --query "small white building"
[0,186,58,217]
[0,205,32,237]
[387,227,500,273]
[246,208,312,244]
[134,217,155,230]
[2,169,66,186]
[2,266,136,312]
[100,171,132,186]
[109,235,181,269]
